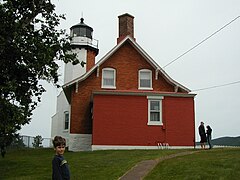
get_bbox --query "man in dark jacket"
[198,122,207,149]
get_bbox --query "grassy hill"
[212,136,240,146]
[196,136,240,146]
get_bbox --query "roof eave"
[62,36,192,94]
[62,36,131,89]
[126,37,191,93]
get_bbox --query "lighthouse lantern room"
[64,18,99,84]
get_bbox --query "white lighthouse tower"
[51,18,99,149]
[64,17,99,84]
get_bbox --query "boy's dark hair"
[52,136,66,148]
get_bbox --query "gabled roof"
[63,36,191,93]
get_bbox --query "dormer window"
[102,68,116,89]
[139,69,152,90]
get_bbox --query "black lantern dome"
[70,18,93,39]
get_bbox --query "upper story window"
[147,96,164,126]
[64,111,69,130]
[139,69,152,90]
[102,68,116,89]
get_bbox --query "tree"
[10,136,26,148]
[0,0,75,154]
[32,135,43,148]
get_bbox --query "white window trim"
[101,68,116,89]
[138,69,153,90]
[147,96,164,126]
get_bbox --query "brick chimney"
[117,13,135,44]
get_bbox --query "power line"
[163,15,240,68]
[192,80,240,92]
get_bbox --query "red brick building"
[61,13,196,151]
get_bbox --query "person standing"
[206,125,213,149]
[52,136,70,180]
[198,122,207,149]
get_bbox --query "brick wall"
[92,94,195,146]
[164,96,195,146]
[86,49,97,72]
[100,41,174,91]
[70,72,99,134]
[92,95,166,146]
[70,41,188,136]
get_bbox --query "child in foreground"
[52,136,70,180]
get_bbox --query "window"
[80,27,86,36]
[64,111,69,130]
[139,69,152,89]
[72,28,80,36]
[147,96,164,125]
[102,68,116,89]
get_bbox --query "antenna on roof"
[80,12,84,23]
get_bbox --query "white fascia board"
[93,90,196,98]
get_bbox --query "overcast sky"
[20,0,240,141]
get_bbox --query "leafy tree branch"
[0,0,76,155]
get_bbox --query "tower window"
[64,111,69,130]
[73,28,80,36]
[80,28,86,36]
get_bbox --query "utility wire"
[163,15,240,68]
[192,80,240,92]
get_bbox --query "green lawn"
[145,148,240,180]
[0,148,239,180]
[0,148,185,180]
